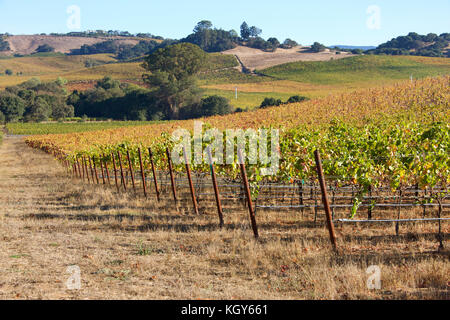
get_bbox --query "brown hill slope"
[3,35,141,55]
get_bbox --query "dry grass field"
[0,136,448,300]
[3,35,145,56]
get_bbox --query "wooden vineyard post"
[314,150,338,251]
[148,148,160,201]
[238,149,259,239]
[183,146,199,215]
[81,157,86,182]
[76,157,82,180]
[88,157,96,184]
[99,159,106,185]
[84,157,90,184]
[117,151,127,191]
[207,147,224,228]
[166,148,177,202]
[103,154,111,185]
[138,148,147,198]
[126,150,136,193]
[92,156,100,185]
[111,152,120,193]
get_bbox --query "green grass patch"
[6,120,166,135]
[204,88,295,110]
[259,55,450,85]
[199,68,270,85]
[205,53,239,70]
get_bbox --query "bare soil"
[222,46,354,71]
[0,136,448,300]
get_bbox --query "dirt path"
[0,136,448,300]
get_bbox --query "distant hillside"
[368,32,450,57]
[222,45,353,71]
[259,55,450,85]
[331,45,376,50]
[0,35,144,56]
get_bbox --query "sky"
[0,0,449,46]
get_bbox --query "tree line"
[67,20,303,60]
[0,78,74,123]
[367,32,450,57]
[1,42,308,124]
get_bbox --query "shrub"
[287,95,309,103]
[180,95,232,119]
[311,42,327,53]
[280,39,298,49]
[35,44,55,53]
[260,97,282,108]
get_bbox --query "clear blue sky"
[0,0,449,46]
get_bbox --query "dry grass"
[4,35,140,55]
[0,136,448,300]
[222,46,353,71]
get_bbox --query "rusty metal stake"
[238,149,259,239]
[183,146,199,215]
[314,150,338,251]
[166,148,177,202]
[126,150,136,193]
[111,152,120,193]
[149,148,160,201]
[117,151,127,191]
[207,147,224,228]
[138,148,147,198]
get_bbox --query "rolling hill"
[222,45,353,71]
[1,45,449,110]
[0,35,155,56]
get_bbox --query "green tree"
[5,69,13,76]
[142,43,207,119]
[249,26,262,38]
[200,95,232,116]
[287,95,309,103]
[311,42,327,52]
[95,76,121,90]
[35,44,55,53]
[240,22,251,41]
[260,97,282,108]
[281,38,298,49]
[0,92,25,122]
[193,20,213,33]
[26,97,52,122]
[267,37,280,51]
